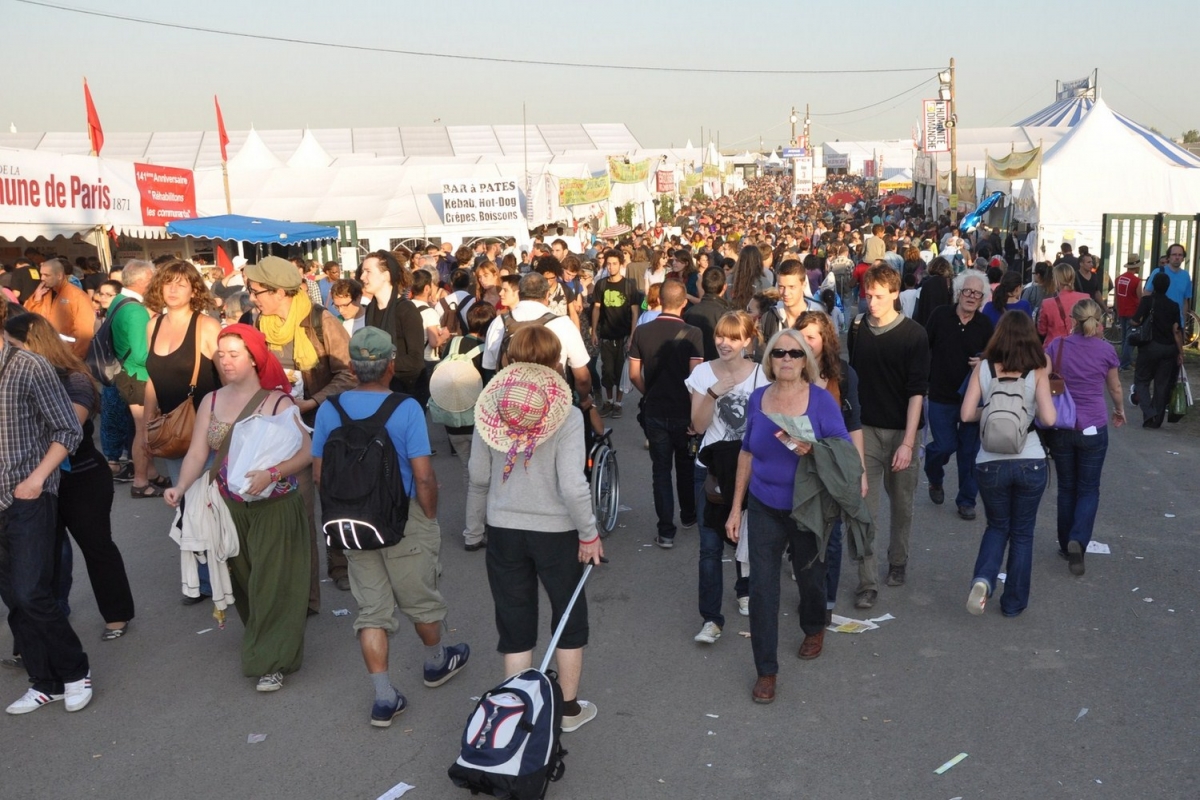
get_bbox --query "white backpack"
[980,362,1032,455]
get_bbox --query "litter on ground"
[934,753,969,775]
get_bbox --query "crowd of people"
[0,173,1190,724]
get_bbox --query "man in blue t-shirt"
[311,326,469,728]
[1144,243,1193,327]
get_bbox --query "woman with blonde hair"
[725,328,850,703]
[4,313,135,640]
[1037,262,1090,345]
[685,311,767,642]
[1044,299,1124,576]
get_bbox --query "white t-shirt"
[684,361,769,465]
[413,300,442,361]
[481,299,591,371]
[900,287,921,318]
[975,361,1044,463]
[341,313,366,338]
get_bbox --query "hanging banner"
[793,156,813,196]
[823,153,849,169]
[955,175,977,211]
[702,163,720,179]
[440,179,521,226]
[986,146,1042,181]
[655,170,675,193]
[1057,74,1094,101]
[558,175,611,207]
[923,99,950,153]
[680,172,703,194]
[607,158,651,184]
[863,160,876,180]
[0,147,196,231]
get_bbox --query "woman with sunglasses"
[725,329,850,704]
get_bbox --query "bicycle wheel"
[1186,310,1200,347]
[1101,309,1123,344]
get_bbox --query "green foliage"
[615,202,635,227]
[656,195,676,222]
[1183,129,1200,144]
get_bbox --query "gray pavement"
[3,380,1199,799]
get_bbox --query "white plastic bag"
[735,510,750,577]
[226,405,309,499]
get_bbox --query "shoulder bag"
[146,327,203,459]
[1039,337,1077,430]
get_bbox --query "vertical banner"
[655,170,675,193]
[923,99,950,153]
[793,156,813,196]
[863,159,876,180]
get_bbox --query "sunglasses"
[770,348,806,360]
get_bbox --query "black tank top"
[146,312,220,415]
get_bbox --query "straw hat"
[429,358,484,413]
[475,362,572,481]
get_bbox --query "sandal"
[149,475,172,489]
[130,483,164,499]
[101,624,129,641]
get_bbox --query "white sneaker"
[693,621,721,644]
[6,688,63,715]
[967,580,989,616]
[64,672,93,712]
[738,596,749,617]
[561,700,597,733]
[256,672,284,692]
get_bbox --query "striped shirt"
[0,346,83,512]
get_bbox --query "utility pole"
[945,58,959,224]
[804,104,811,150]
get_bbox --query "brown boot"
[752,675,776,704]
[798,631,825,660]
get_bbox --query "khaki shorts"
[345,504,446,632]
[113,371,146,407]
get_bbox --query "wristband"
[707,387,720,399]
[268,466,281,482]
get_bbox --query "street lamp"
[790,107,798,146]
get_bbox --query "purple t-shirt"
[742,384,851,510]
[1046,334,1119,430]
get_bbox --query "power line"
[809,76,937,116]
[15,0,944,76]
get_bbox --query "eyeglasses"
[248,286,276,298]
[770,348,806,360]
[960,289,984,299]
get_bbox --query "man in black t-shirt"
[629,280,704,546]
[1074,253,1103,305]
[590,251,640,418]
[684,267,732,361]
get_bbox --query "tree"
[1183,129,1200,144]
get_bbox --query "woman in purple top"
[1044,299,1126,577]
[725,329,849,705]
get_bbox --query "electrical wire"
[809,76,937,116]
[15,0,945,76]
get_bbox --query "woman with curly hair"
[729,245,770,313]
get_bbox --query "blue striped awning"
[1015,98,1093,127]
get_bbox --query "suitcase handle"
[538,564,593,674]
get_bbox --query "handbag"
[1039,337,1077,430]
[1128,301,1155,347]
[146,330,202,459]
[1168,366,1189,421]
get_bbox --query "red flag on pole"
[83,78,104,155]
[216,246,235,277]
[214,95,230,163]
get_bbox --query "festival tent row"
[819,139,916,178]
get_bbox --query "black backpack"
[498,311,557,368]
[319,393,410,550]
[86,295,132,387]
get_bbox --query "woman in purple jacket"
[725,328,850,705]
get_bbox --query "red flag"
[214,95,230,163]
[216,246,234,277]
[83,78,103,155]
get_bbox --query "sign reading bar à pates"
[440,180,522,226]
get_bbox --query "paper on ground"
[828,614,878,633]
[866,613,895,623]
[247,734,267,743]
[1086,541,1111,554]
[376,782,416,800]
[934,752,969,774]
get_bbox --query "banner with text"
[607,158,651,184]
[655,170,675,193]
[923,99,950,153]
[823,153,849,169]
[0,147,196,231]
[1057,74,1094,101]
[558,175,611,207]
[793,156,814,196]
[440,179,522,226]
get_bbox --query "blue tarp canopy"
[166,215,338,244]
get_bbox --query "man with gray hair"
[22,259,94,359]
[110,260,168,491]
[311,326,469,727]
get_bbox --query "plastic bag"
[1169,375,1189,420]
[227,405,309,499]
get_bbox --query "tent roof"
[0,123,643,170]
[1015,97,1094,127]
[1045,97,1200,169]
[166,214,339,243]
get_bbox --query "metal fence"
[1100,212,1200,310]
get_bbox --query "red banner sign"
[655,170,675,193]
[134,163,197,225]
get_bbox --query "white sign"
[440,179,521,226]
[793,156,814,196]
[812,167,828,186]
[823,153,849,170]
[923,99,949,153]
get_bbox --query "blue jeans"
[1048,427,1108,553]
[972,459,1048,616]
[646,417,696,538]
[1118,316,1134,369]
[824,518,843,609]
[924,400,980,508]
[0,495,90,694]
[693,466,748,628]
[747,494,826,677]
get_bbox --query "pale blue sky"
[4,0,1197,148]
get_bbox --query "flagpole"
[215,96,233,214]
[221,160,232,215]
[83,77,113,270]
